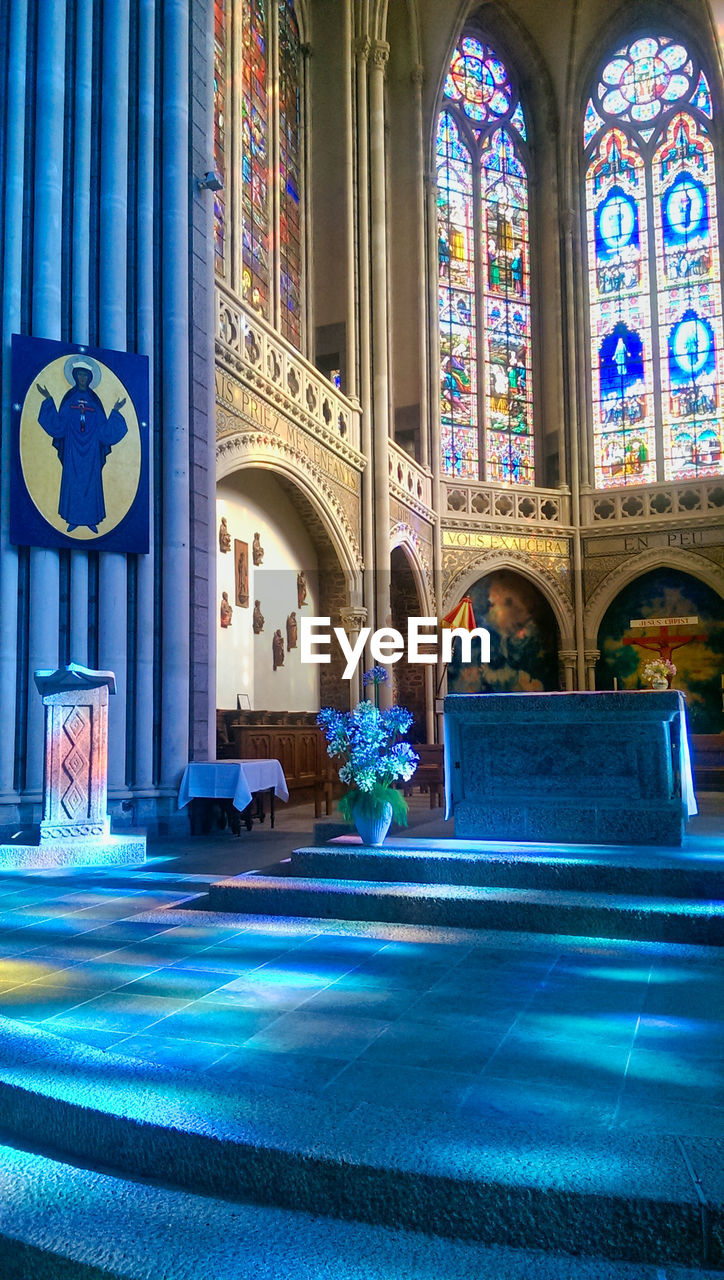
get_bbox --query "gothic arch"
[390,523,434,615]
[584,546,724,639]
[443,553,575,643]
[216,430,362,584]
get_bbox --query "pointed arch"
[436,30,535,486]
[583,30,724,488]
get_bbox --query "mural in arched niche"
[447,569,559,693]
[596,567,724,732]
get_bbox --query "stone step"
[0,1140,711,1280]
[290,842,724,900]
[208,873,724,945]
[0,1017,719,1271]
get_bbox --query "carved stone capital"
[340,606,369,636]
[370,40,390,70]
[354,35,371,62]
[410,63,424,87]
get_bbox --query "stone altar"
[0,664,145,869]
[444,691,696,847]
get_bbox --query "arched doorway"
[447,569,560,693]
[596,567,724,733]
[216,467,352,714]
[390,545,430,742]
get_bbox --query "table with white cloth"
[178,759,289,833]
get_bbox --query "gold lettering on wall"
[442,529,570,557]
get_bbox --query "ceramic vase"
[353,803,393,847]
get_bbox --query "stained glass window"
[584,36,723,485]
[438,36,534,484]
[241,0,270,316]
[213,0,227,274]
[278,0,302,347]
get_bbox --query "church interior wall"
[216,470,320,713]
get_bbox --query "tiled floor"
[0,795,722,1141]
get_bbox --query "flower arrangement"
[317,671,419,829]
[641,658,676,688]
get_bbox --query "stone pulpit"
[444,691,696,847]
[34,664,116,844]
[0,664,145,870]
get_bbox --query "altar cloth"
[444,691,695,847]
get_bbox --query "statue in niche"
[286,612,298,650]
[297,570,308,610]
[220,591,233,628]
[218,516,231,553]
[252,600,265,634]
[272,630,285,671]
[252,532,264,566]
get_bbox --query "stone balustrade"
[215,284,361,453]
[388,441,433,515]
[582,478,724,525]
[444,480,571,526]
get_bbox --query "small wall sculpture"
[218,516,231,553]
[252,531,264,565]
[253,600,265,634]
[220,591,233,627]
[286,611,298,650]
[272,629,285,670]
[235,539,249,607]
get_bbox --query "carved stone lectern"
[0,664,145,870]
[34,664,116,844]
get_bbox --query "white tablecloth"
[178,759,289,813]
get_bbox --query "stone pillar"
[133,0,157,795]
[369,39,392,710]
[340,605,368,708]
[0,0,28,815]
[99,0,131,799]
[411,64,429,469]
[160,0,191,789]
[559,648,578,692]
[26,1,66,798]
[355,36,375,641]
[68,0,94,670]
[34,665,116,843]
[584,648,600,691]
[343,0,358,401]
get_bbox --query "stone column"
[26,1,66,798]
[369,39,392,710]
[340,605,368,708]
[68,0,94,670]
[354,36,375,642]
[584,648,600,691]
[0,0,28,816]
[559,647,578,692]
[411,64,430,469]
[160,0,191,789]
[98,0,131,799]
[133,0,157,795]
[343,0,358,401]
